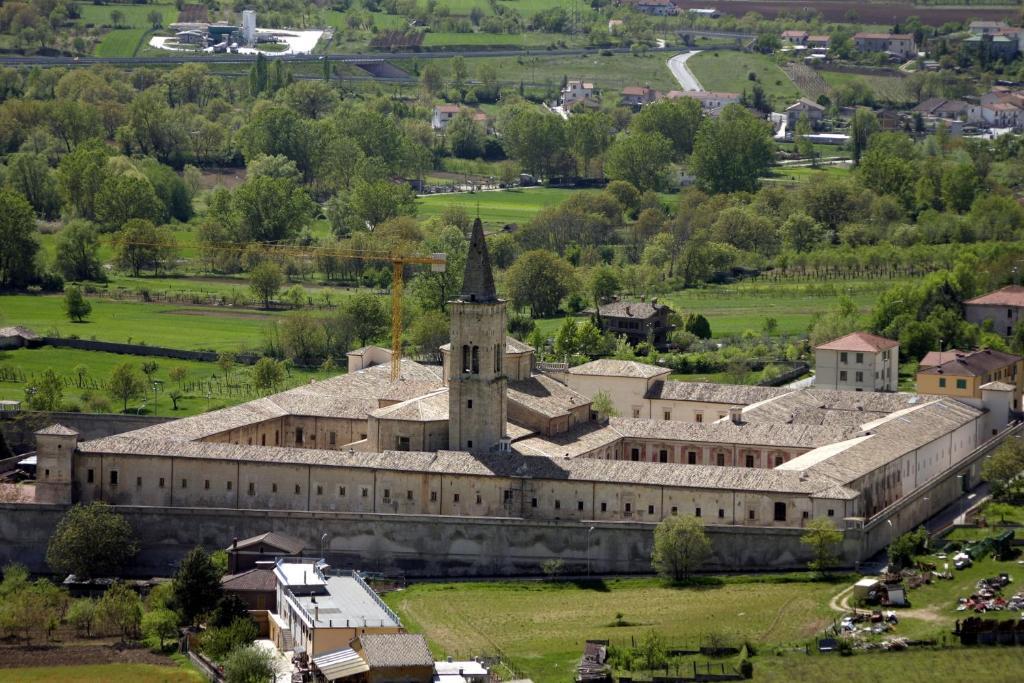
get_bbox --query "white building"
[432,104,462,131]
[561,80,594,107]
[242,10,257,47]
[814,332,899,393]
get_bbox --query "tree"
[6,152,61,219]
[409,225,467,312]
[801,519,843,575]
[56,139,110,221]
[114,219,176,277]
[849,108,879,165]
[684,313,712,340]
[781,213,825,253]
[232,175,314,243]
[217,352,236,384]
[0,189,40,290]
[339,292,389,347]
[446,112,485,159]
[25,368,63,411]
[651,515,712,582]
[505,250,578,318]
[279,313,329,366]
[55,220,103,281]
[589,265,620,314]
[95,174,163,230]
[108,362,146,412]
[67,598,98,637]
[329,180,417,236]
[249,261,285,309]
[887,527,928,571]
[497,104,567,178]
[691,105,774,194]
[64,285,92,322]
[982,437,1024,500]
[173,547,223,627]
[565,112,613,177]
[46,502,139,580]
[110,9,124,28]
[408,310,450,363]
[97,580,142,641]
[603,132,674,192]
[252,357,285,393]
[631,98,703,159]
[168,366,188,390]
[794,112,814,164]
[142,608,179,650]
[591,390,618,418]
[223,643,281,683]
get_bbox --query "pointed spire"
[459,218,497,303]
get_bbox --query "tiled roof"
[608,417,859,449]
[508,375,590,418]
[231,531,305,555]
[815,332,899,352]
[221,568,276,592]
[920,350,966,368]
[357,634,434,669]
[787,98,825,111]
[917,349,1021,377]
[981,381,1015,391]
[913,98,968,115]
[370,390,449,422]
[513,422,623,458]
[596,300,669,319]
[740,389,936,426]
[645,380,789,405]
[568,359,669,379]
[35,424,79,436]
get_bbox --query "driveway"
[666,51,703,91]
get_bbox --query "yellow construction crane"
[107,238,446,381]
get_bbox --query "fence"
[41,337,261,365]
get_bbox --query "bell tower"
[448,218,507,453]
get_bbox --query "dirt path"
[829,584,854,613]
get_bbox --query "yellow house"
[916,348,1023,409]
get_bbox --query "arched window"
[462,345,471,373]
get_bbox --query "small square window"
[671,506,678,515]
[600,502,607,512]
[827,509,835,517]
[718,508,725,518]
[839,370,848,381]
[453,493,460,503]
[956,379,967,389]
[648,505,655,515]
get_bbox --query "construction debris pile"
[956,573,1022,612]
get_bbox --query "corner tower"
[448,218,507,453]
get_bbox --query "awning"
[312,648,369,681]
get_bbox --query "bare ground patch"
[0,641,174,669]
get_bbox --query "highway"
[0,45,669,68]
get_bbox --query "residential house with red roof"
[965,285,1024,337]
[814,332,900,392]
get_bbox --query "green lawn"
[0,346,329,416]
[94,28,149,57]
[767,165,852,184]
[417,188,596,229]
[451,51,681,92]
[422,31,574,48]
[386,575,841,683]
[819,69,913,105]
[687,51,801,110]
[753,648,1024,683]
[0,663,203,683]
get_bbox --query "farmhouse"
[785,98,825,128]
[965,285,1024,337]
[31,219,1018,565]
[853,32,917,58]
[590,298,675,348]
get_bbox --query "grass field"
[753,648,1024,683]
[0,663,203,683]
[418,188,595,229]
[0,296,282,352]
[819,70,913,105]
[767,165,852,184]
[454,51,682,93]
[385,575,841,683]
[422,31,572,48]
[687,51,800,109]
[94,28,149,57]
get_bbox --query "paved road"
[0,45,666,68]
[666,51,703,91]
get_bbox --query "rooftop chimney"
[728,406,743,425]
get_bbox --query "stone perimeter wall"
[0,503,863,578]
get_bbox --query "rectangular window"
[430,491,437,502]
[748,509,755,520]
[87,469,94,484]
[159,477,165,488]
[695,507,701,517]
[827,509,835,517]
[453,493,460,503]
[695,413,703,423]
[745,454,755,468]
[317,485,323,496]
[461,344,470,373]
[383,488,391,500]
[625,503,632,513]
[632,408,641,418]
[476,494,482,505]
[671,506,678,515]
[181,478,187,489]
[109,471,118,486]
[406,490,413,500]
[204,480,210,490]
[227,481,232,491]
[663,411,671,420]
[939,378,946,388]
[272,483,278,493]
[631,448,640,461]
[471,346,479,374]
[659,450,668,463]
[295,427,303,444]
[956,379,967,389]
[840,352,848,363]
[361,487,368,497]
[275,430,279,445]
[261,434,266,446]
[339,486,346,496]
[601,502,607,512]
[688,451,697,464]
[249,483,255,495]
[495,343,502,373]
[531,497,538,508]
[856,352,864,364]
[775,455,784,467]
[397,436,410,451]
[840,370,848,381]
[717,453,725,466]
[554,500,561,509]
[647,505,655,515]
[136,476,142,487]
[774,502,787,522]
[329,432,336,445]
[467,400,473,409]
[577,501,584,511]
[718,508,725,519]
[294,484,301,495]
[855,371,864,383]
